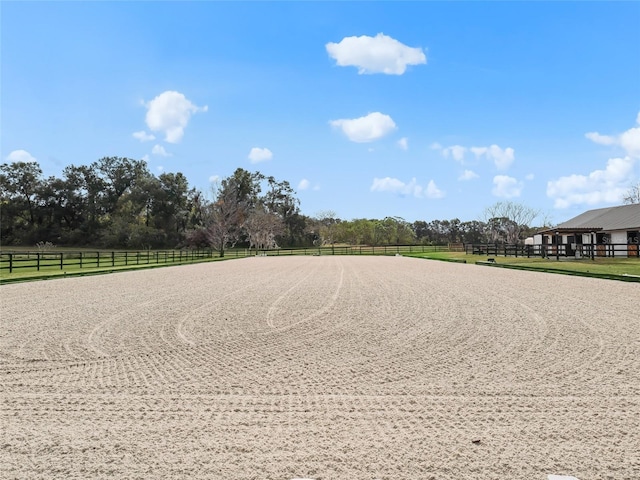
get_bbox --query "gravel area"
[1,255,639,479]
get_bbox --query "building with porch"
[535,204,640,258]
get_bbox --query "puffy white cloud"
[442,145,467,163]
[326,33,426,75]
[425,180,445,199]
[132,131,155,142]
[458,169,479,181]
[330,112,396,143]
[585,112,640,158]
[298,179,310,191]
[585,131,616,146]
[5,150,36,163]
[472,144,515,170]
[209,175,220,184]
[397,137,408,150]
[370,177,444,199]
[492,175,523,198]
[248,147,273,164]
[145,91,207,144]
[546,156,636,208]
[152,144,171,157]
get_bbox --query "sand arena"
[1,256,639,479]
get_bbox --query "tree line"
[1,157,543,254]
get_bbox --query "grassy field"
[407,250,640,278]
[2,245,640,283]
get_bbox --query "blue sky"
[2,1,639,224]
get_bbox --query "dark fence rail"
[0,249,219,274]
[253,244,450,257]
[0,244,450,275]
[466,243,640,258]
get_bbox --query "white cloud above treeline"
[548,112,640,208]
[330,112,396,143]
[5,150,36,163]
[133,131,155,142]
[459,170,479,181]
[434,143,515,170]
[397,137,408,150]
[547,157,636,208]
[248,147,273,164]
[152,144,171,157]
[326,33,427,75]
[492,175,523,198]
[585,111,640,159]
[145,91,207,144]
[471,145,515,170]
[370,177,444,199]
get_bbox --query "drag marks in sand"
[1,256,639,478]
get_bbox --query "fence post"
[80,252,83,268]
[125,251,128,266]
[9,253,13,274]
[37,253,41,271]
[112,251,115,267]
[60,253,64,270]
[97,251,100,268]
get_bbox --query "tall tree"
[483,201,540,244]
[0,161,44,243]
[623,182,640,204]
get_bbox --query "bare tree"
[482,201,540,244]
[203,183,244,257]
[623,182,640,204]
[314,210,339,246]
[244,206,284,252]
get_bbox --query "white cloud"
[585,111,640,159]
[248,147,273,164]
[326,33,426,75]
[209,175,220,184]
[442,145,467,163]
[330,112,396,143]
[156,166,164,173]
[132,131,155,142]
[425,180,445,199]
[370,177,444,199]
[472,144,515,170]
[585,131,616,146]
[5,149,36,163]
[546,156,636,208]
[145,91,207,144]
[492,175,523,198]
[397,137,408,150]
[458,169,479,181]
[152,144,171,157]
[298,179,310,191]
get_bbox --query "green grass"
[3,245,639,284]
[406,251,640,279]
[0,248,247,284]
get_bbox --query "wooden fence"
[0,249,219,274]
[466,243,640,258]
[0,244,451,275]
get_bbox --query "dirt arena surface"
[1,255,639,479]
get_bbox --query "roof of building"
[539,204,640,234]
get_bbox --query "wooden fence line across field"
[0,245,452,275]
[466,243,640,258]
